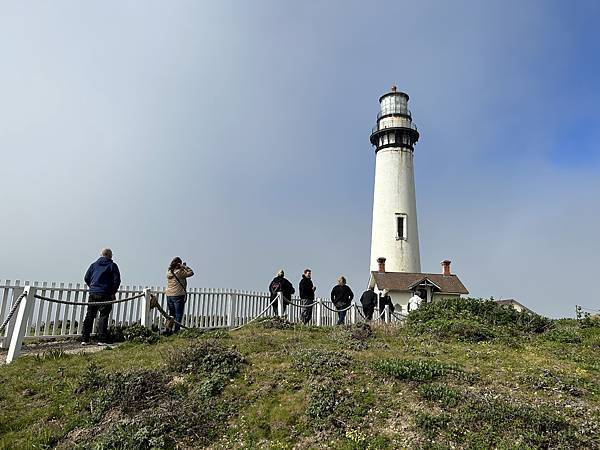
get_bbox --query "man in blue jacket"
[82,248,121,345]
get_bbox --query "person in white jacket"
[408,291,423,312]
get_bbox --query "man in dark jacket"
[82,248,121,345]
[378,289,395,321]
[330,276,354,325]
[359,286,377,321]
[269,269,295,316]
[299,268,316,324]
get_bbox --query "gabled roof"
[494,299,533,313]
[370,271,469,294]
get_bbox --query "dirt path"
[0,340,121,363]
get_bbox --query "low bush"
[413,393,596,449]
[122,323,159,344]
[417,383,462,407]
[330,323,373,351]
[293,348,353,375]
[168,339,245,377]
[411,318,496,342]
[256,316,294,330]
[543,328,582,344]
[407,297,553,334]
[373,358,458,382]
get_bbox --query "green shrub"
[292,348,353,375]
[543,328,582,344]
[411,318,496,342]
[372,358,458,382]
[168,340,245,376]
[418,383,462,407]
[330,323,373,351]
[414,393,595,449]
[407,297,553,334]
[122,323,159,344]
[256,316,294,330]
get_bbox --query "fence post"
[384,304,390,324]
[316,299,322,326]
[6,286,35,364]
[1,286,24,349]
[141,288,152,329]
[351,303,357,324]
[277,292,284,318]
[227,291,237,327]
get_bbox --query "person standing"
[408,290,423,312]
[82,248,121,345]
[299,268,316,324]
[378,289,395,320]
[165,257,194,334]
[330,276,354,325]
[269,269,295,316]
[359,286,377,321]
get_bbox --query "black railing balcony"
[371,122,418,135]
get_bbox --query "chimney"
[377,257,386,273]
[441,260,451,276]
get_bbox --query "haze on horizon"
[1,1,599,318]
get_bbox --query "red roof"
[370,271,469,294]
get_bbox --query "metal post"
[384,304,390,323]
[277,292,284,318]
[316,299,322,326]
[351,303,356,324]
[141,288,152,329]
[6,286,35,364]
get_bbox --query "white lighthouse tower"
[369,86,421,273]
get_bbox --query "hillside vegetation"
[0,298,599,449]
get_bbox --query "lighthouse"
[369,86,421,273]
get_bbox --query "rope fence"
[0,291,27,334]
[33,292,145,306]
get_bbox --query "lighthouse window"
[396,214,406,240]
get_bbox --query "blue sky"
[1,1,599,317]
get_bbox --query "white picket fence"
[0,279,404,363]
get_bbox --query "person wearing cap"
[330,276,354,325]
[378,288,395,319]
[82,248,121,345]
[269,269,295,316]
[299,268,316,324]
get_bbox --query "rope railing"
[231,302,274,331]
[0,291,28,334]
[33,292,145,306]
[148,294,189,330]
[320,302,354,313]
[286,299,319,309]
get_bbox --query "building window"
[396,214,406,240]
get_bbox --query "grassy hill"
[0,298,598,449]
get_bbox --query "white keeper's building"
[367,86,468,311]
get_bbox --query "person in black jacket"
[378,289,395,320]
[299,268,316,324]
[269,269,295,316]
[330,276,354,325]
[359,286,377,321]
[82,248,121,345]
